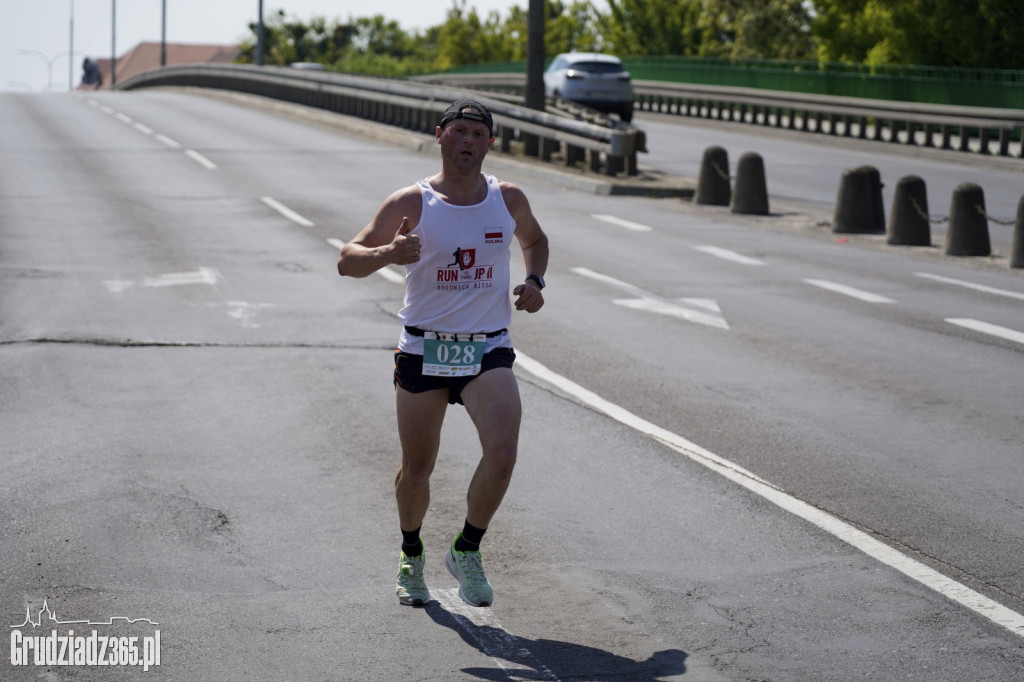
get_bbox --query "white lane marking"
[570,266,646,297]
[433,588,562,681]
[514,351,1024,640]
[222,301,274,329]
[141,267,220,288]
[591,214,653,232]
[260,196,314,227]
[571,266,728,329]
[327,238,404,284]
[103,279,135,294]
[803,279,896,303]
[916,272,1024,302]
[156,134,181,148]
[104,267,221,293]
[184,149,217,170]
[946,318,1024,346]
[693,245,767,266]
[613,298,729,329]
[132,122,154,135]
[114,112,133,124]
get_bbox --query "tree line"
[236,0,1024,76]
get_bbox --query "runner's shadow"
[424,601,688,681]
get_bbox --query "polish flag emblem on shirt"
[485,229,503,243]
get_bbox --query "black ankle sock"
[401,527,423,557]
[454,520,486,552]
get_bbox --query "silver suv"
[543,53,635,122]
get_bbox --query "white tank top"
[397,174,517,354]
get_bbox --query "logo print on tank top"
[438,247,493,290]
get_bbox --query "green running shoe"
[445,537,493,607]
[396,549,430,606]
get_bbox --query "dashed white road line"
[132,122,154,135]
[155,134,181,148]
[803,278,896,303]
[591,214,653,232]
[571,266,729,329]
[946,318,1024,346]
[514,351,1024,640]
[916,272,1024,302]
[261,197,314,227]
[184,149,217,171]
[326,238,405,284]
[693,245,767,266]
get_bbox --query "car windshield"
[568,61,624,74]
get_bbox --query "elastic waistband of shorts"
[404,325,507,338]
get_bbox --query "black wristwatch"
[525,274,545,290]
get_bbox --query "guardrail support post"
[564,143,585,167]
[522,132,539,157]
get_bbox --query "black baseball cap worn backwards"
[439,99,494,137]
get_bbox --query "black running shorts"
[393,347,516,405]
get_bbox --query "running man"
[337,99,549,607]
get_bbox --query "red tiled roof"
[80,42,241,90]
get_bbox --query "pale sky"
[2,0,530,92]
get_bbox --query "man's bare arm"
[337,187,422,278]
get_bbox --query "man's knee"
[484,444,517,480]
[397,450,437,484]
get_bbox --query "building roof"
[80,42,241,90]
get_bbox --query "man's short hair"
[439,99,494,137]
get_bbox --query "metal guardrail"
[418,72,1024,159]
[633,81,1024,158]
[114,64,641,176]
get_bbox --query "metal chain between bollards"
[974,205,1016,225]
[910,197,948,224]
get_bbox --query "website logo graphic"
[10,599,161,672]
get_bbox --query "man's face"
[437,113,494,168]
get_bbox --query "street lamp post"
[256,0,265,66]
[161,0,167,66]
[19,50,82,91]
[111,0,117,86]
[69,0,74,91]
[18,50,56,91]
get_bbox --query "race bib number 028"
[422,332,486,377]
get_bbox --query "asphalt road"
[2,89,1022,681]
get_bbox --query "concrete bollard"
[945,183,991,257]
[833,165,885,233]
[887,175,931,246]
[696,146,731,206]
[731,152,769,215]
[1010,195,1024,269]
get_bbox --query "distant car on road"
[543,53,635,122]
[289,62,327,71]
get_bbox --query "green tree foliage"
[600,0,703,55]
[812,0,1024,68]
[696,0,815,60]
[235,0,1023,76]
